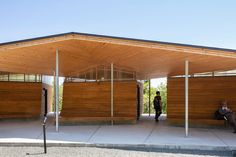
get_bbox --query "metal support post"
[149,80,151,116]
[42,88,48,154]
[185,60,189,137]
[111,63,114,125]
[55,49,59,132]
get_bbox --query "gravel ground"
[0,146,234,157]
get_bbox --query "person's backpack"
[153,97,160,109]
[153,99,157,109]
[214,110,225,120]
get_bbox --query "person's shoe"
[233,130,236,133]
[155,119,159,122]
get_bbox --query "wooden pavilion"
[1,32,236,136]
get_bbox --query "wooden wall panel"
[114,82,137,117]
[0,82,42,119]
[61,81,137,123]
[167,76,236,126]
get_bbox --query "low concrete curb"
[0,142,235,152]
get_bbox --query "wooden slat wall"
[0,82,42,119]
[114,82,137,117]
[167,76,236,126]
[61,81,137,123]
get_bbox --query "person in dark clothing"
[153,91,162,122]
[218,100,236,133]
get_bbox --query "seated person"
[218,100,236,133]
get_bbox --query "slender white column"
[111,63,114,125]
[149,80,151,116]
[55,49,59,132]
[185,60,189,137]
[53,71,56,117]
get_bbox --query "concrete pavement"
[0,115,236,152]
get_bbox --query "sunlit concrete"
[0,114,235,151]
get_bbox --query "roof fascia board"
[0,32,236,59]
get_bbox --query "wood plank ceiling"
[0,32,236,79]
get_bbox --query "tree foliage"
[52,85,63,111]
[143,80,167,114]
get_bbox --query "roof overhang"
[0,32,236,79]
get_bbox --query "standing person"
[153,91,162,122]
[218,100,236,133]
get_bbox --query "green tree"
[143,81,156,114]
[52,84,64,111]
[157,82,167,114]
[143,80,167,114]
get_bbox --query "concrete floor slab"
[89,124,153,144]
[0,115,236,151]
[44,125,100,143]
[145,126,226,147]
[0,121,42,143]
[210,129,236,147]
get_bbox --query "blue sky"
[1,0,236,49]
